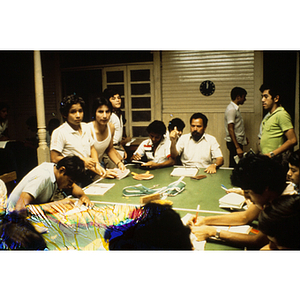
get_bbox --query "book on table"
[218,193,246,210]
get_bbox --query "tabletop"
[28,164,246,251]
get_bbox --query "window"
[102,65,154,137]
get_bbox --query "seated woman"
[50,95,111,186]
[131,120,175,169]
[88,97,126,172]
[259,194,300,250]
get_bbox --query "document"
[170,167,198,177]
[84,183,115,195]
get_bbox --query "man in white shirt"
[224,87,248,167]
[7,156,93,214]
[170,113,223,174]
[131,120,175,169]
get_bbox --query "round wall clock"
[200,80,215,96]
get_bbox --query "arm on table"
[142,156,175,169]
[14,192,35,215]
[191,225,269,249]
[71,183,93,209]
[189,203,261,226]
[204,156,224,174]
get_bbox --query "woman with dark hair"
[88,97,126,174]
[102,89,129,168]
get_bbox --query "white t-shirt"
[88,122,111,160]
[50,122,94,159]
[134,136,171,164]
[224,101,246,145]
[176,133,223,168]
[7,162,57,211]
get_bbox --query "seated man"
[131,120,175,169]
[189,153,291,249]
[6,156,93,214]
[50,95,112,186]
[104,202,193,250]
[259,194,300,250]
[287,149,299,192]
[170,112,223,174]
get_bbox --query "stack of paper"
[219,193,245,210]
[108,168,130,180]
[170,167,198,177]
[84,183,115,195]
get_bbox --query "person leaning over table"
[131,120,175,169]
[87,96,126,171]
[258,194,300,250]
[50,94,117,187]
[6,156,93,215]
[170,112,223,174]
[187,153,296,249]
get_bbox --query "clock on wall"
[200,80,215,96]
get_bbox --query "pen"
[221,184,228,191]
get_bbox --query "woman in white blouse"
[88,96,126,172]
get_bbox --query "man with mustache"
[170,112,223,174]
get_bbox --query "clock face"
[200,80,215,96]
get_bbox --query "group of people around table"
[0,83,299,250]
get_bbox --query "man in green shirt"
[259,83,297,161]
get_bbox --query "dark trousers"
[226,141,243,168]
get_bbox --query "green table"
[88,164,243,250]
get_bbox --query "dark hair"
[168,118,185,132]
[230,153,287,195]
[56,156,85,183]
[231,87,247,100]
[0,211,47,250]
[258,194,300,249]
[259,83,281,103]
[146,120,166,135]
[102,88,120,101]
[60,95,85,118]
[190,113,208,128]
[288,149,300,168]
[92,96,113,119]
[105,203,192,250]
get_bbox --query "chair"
[0,171,17,195]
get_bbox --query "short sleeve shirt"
[260,107,294,154]
[134,136,171,164]
[50,122,94,159]
[7,162,57,211]
[176,133,223,168]
[224,101,246,145]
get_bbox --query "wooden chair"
[0,171,17,195]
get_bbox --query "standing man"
[224,87,248,167]
[170,113,223,174]
[260,83,297,161]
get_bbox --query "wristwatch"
[270,152,275,158]
[215,229,221,240]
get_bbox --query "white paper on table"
[84,183,115,195]
[170,167,198,177]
